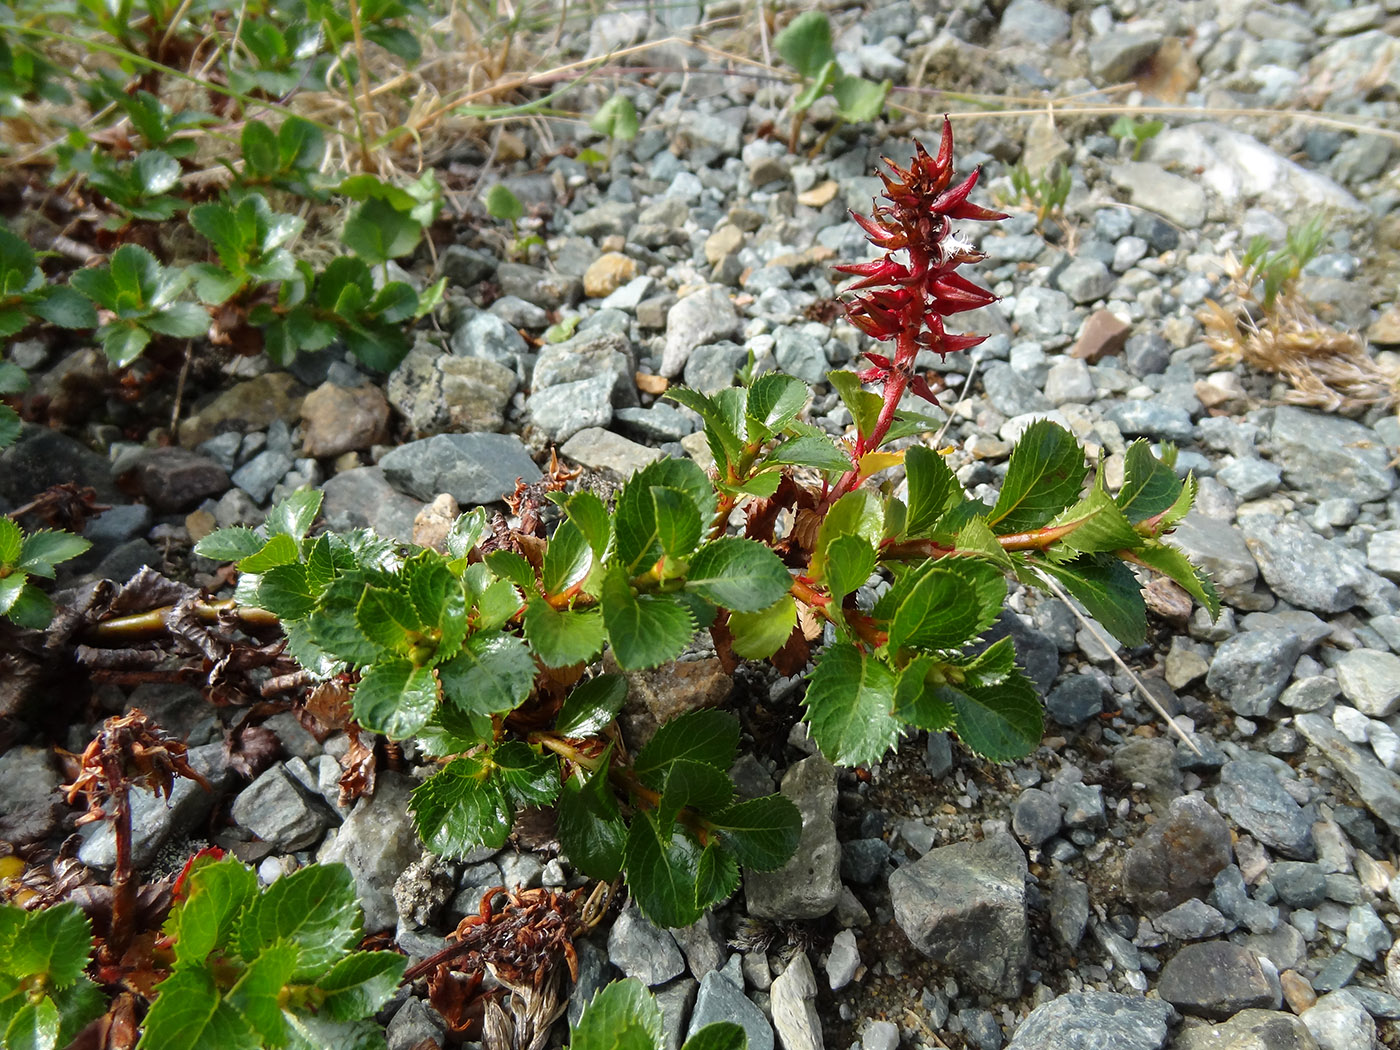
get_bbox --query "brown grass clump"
[1199,252,1399,414]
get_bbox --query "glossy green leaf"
[165,856,259,969]
[32,286,97,329]
[709,795,802,871]
[238,532,299,574]
[891,654,955,731]
[599,566,694,670]
[234,863,360,978]
[634,709,739,786]
[226,940,297,1045]
[341,198,421,264]
[762,433,851,472]
[522,600,606,668]
[492,741,560,808]
[682,1021,749,1050]
[136,967,258,1050]
[726,595,797,660]
[255,563,317,620]
[666,387,744,474]
[571,978,664,1050]
[988,420,1085,533]
[355,585,420,651]
[656,761,733,829]
[803,643,901,766]
[554,490,611,558]
[5,997,59,1050]
[484,550,535,592]
[1115,439,1181,524]
[542,519,592,596]
[15,529,89,578]
[556,673,628,738]
[652,486,703,559]
[904,445,960,535]
[823,533,876,603]
[1046,485,1141,557]
[438,630,536,718]
[623,812,705,929]
[0,518,21,565]
[887,560,1005,653]
[316,951,406,1022]
[695,844,740,911]
[1137,541,1221,617]
[942,668,1042,761]
[350,657,438,738]
[832,75,889,122]
[745,372,808,439]
[6,904,92,987]
[445,508,489,559]
[826,370,881,436]
[1037,557,1146,647]
[811,489,883,582]
[410,755,514,856]
[557,761,626,881]
[684,537,792,613]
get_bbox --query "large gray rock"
[1299,990,1378,1050]
[1239,514,1397,616]
[1295,714,1400,836]
[770,952,822,1050]
[1121,795,1233,915]
[1158,942,1282,1020]
[1167,514,1259,605]
[1269,407,1395,504]
[525,373,614,443]
[1335,649,1400,717]
[1109,163,1207,229]
[319,467,423,544]
[607,905,685,987]
[1214,759,1315,859]
[1006,992,1172,1050]
[1171,1008,1319,1050]
[230,762,331,853]
[379,433,541,504]
[318,772,423,933]
[1206,629,1302,717]
[661,286,742,377]
[686,972,772,1050]
[388,346,519,438]
[744,756,840,920]
[532,330,637,407]
[0,746,62,843]
[889,831,1028,995]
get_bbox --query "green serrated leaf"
[556,673,628,738]
[709,794,801,871]
[832,75,890,122]
[0,406,20,451]
[317,951,406,1022]
[745,373,808,440]
[726,595,797,660]
[960,635,1017,688]
[823,533,876,603]
[492,741,560,809]
[445,509,489,559]
[1037,557,1146,647]
[484,550,535,592]
[32,286,97,329]
[341,197,421,264]
[803,643,901,767]
[6,904,92,988]
[410,755,513,856]
[635,709,739,787]
[355,586,420,652]
[667,387,744,474]
[656,760,733,829]
[683,1021,749,1050]
[265,489,323,540]
[542,519,592,597]
[571,978,664,1050]
[623,812,705,929]
[305,579,383,664]
[350,657,438,739]
[887,559,1005,653]
[475,577,523,629]
[1115,440,1181,523]
[226,939,297,1045]
[234,863,360,978]
[1138,541,1221,617]
[239,532,300,574]
[522,600,606,668]
[600,566,694,671]
[904,445,960,535]
[684,537,792,613]
[811,489,883,582]
[826,370,881,436]
[5,997,59,1050]
[438,630,536,719]
[652,486,703,558]
[892,654,955,731]
[136,967,258,1050]
[1046,485,1142,557]
[5,585,53,629]
[943,668,1043,761]
[761,433,850,473]
[165,856,259,969]
[557,760,627,881]
[989,420,1085,533]
[554,491,610,558]
[589,93,639,141]
[695,843,740,911]
[255,562,317,620]
[0,518,22,565]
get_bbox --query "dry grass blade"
[1200,257,1399,413]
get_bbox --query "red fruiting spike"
[847,310,897,341]
[946,200,1010,222]
[861,351,893,370]
[933,117,954,182]
[908,374,943,406]
[927,272,998,313]
[929,167,983,215]
[922,330,989,355]
[856,366,887,384]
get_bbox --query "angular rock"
[1011,788,1062,847]
[318,772,424,932]
[1122,795,1233,914]
[661,286,742,378]
[0,746,62,843]
[1206,629,1302,717]
[177,372,306,449]
[388,345,519,438]
[379,433,541,504]
[559,428,663,477]
[607,905,685,986]
[1239,514,1396,616]
[1170,1008,1319,1050]
[687,972,773,1050]
[1168,513,1259,604]
[132,448,230,511]
[889,832,1028,995]
[1158,941,1282,1020]
[770,952,822,1050]
[526,373,614,443]
[1005,992,1172,1050]
[1109,163,1207,229]
[1215,759,1315,859]
[1269,407,1395,504]
[1156,899,1231,941]
[1049,872,1089,949]
[300,382,390,458]
[1335,649,1400,717]
[1295,714,1400,836]
[231,762,330,852]
[744,756,841,920]
[320,467,422,544]
[1300,990,1377,1050]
